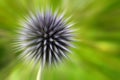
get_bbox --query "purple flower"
[17,9,74,66]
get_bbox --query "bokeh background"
[0,0,120,80]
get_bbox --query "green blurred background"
[0,0,120,80]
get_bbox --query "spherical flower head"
[17,9,74,66]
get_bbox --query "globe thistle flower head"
[17,9,74,67]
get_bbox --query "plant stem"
[37,65,43,80]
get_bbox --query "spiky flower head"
[17,9,74,66]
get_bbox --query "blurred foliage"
[0,0,120,80]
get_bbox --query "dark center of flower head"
[19,10,74,66]
[43,32,53,41]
